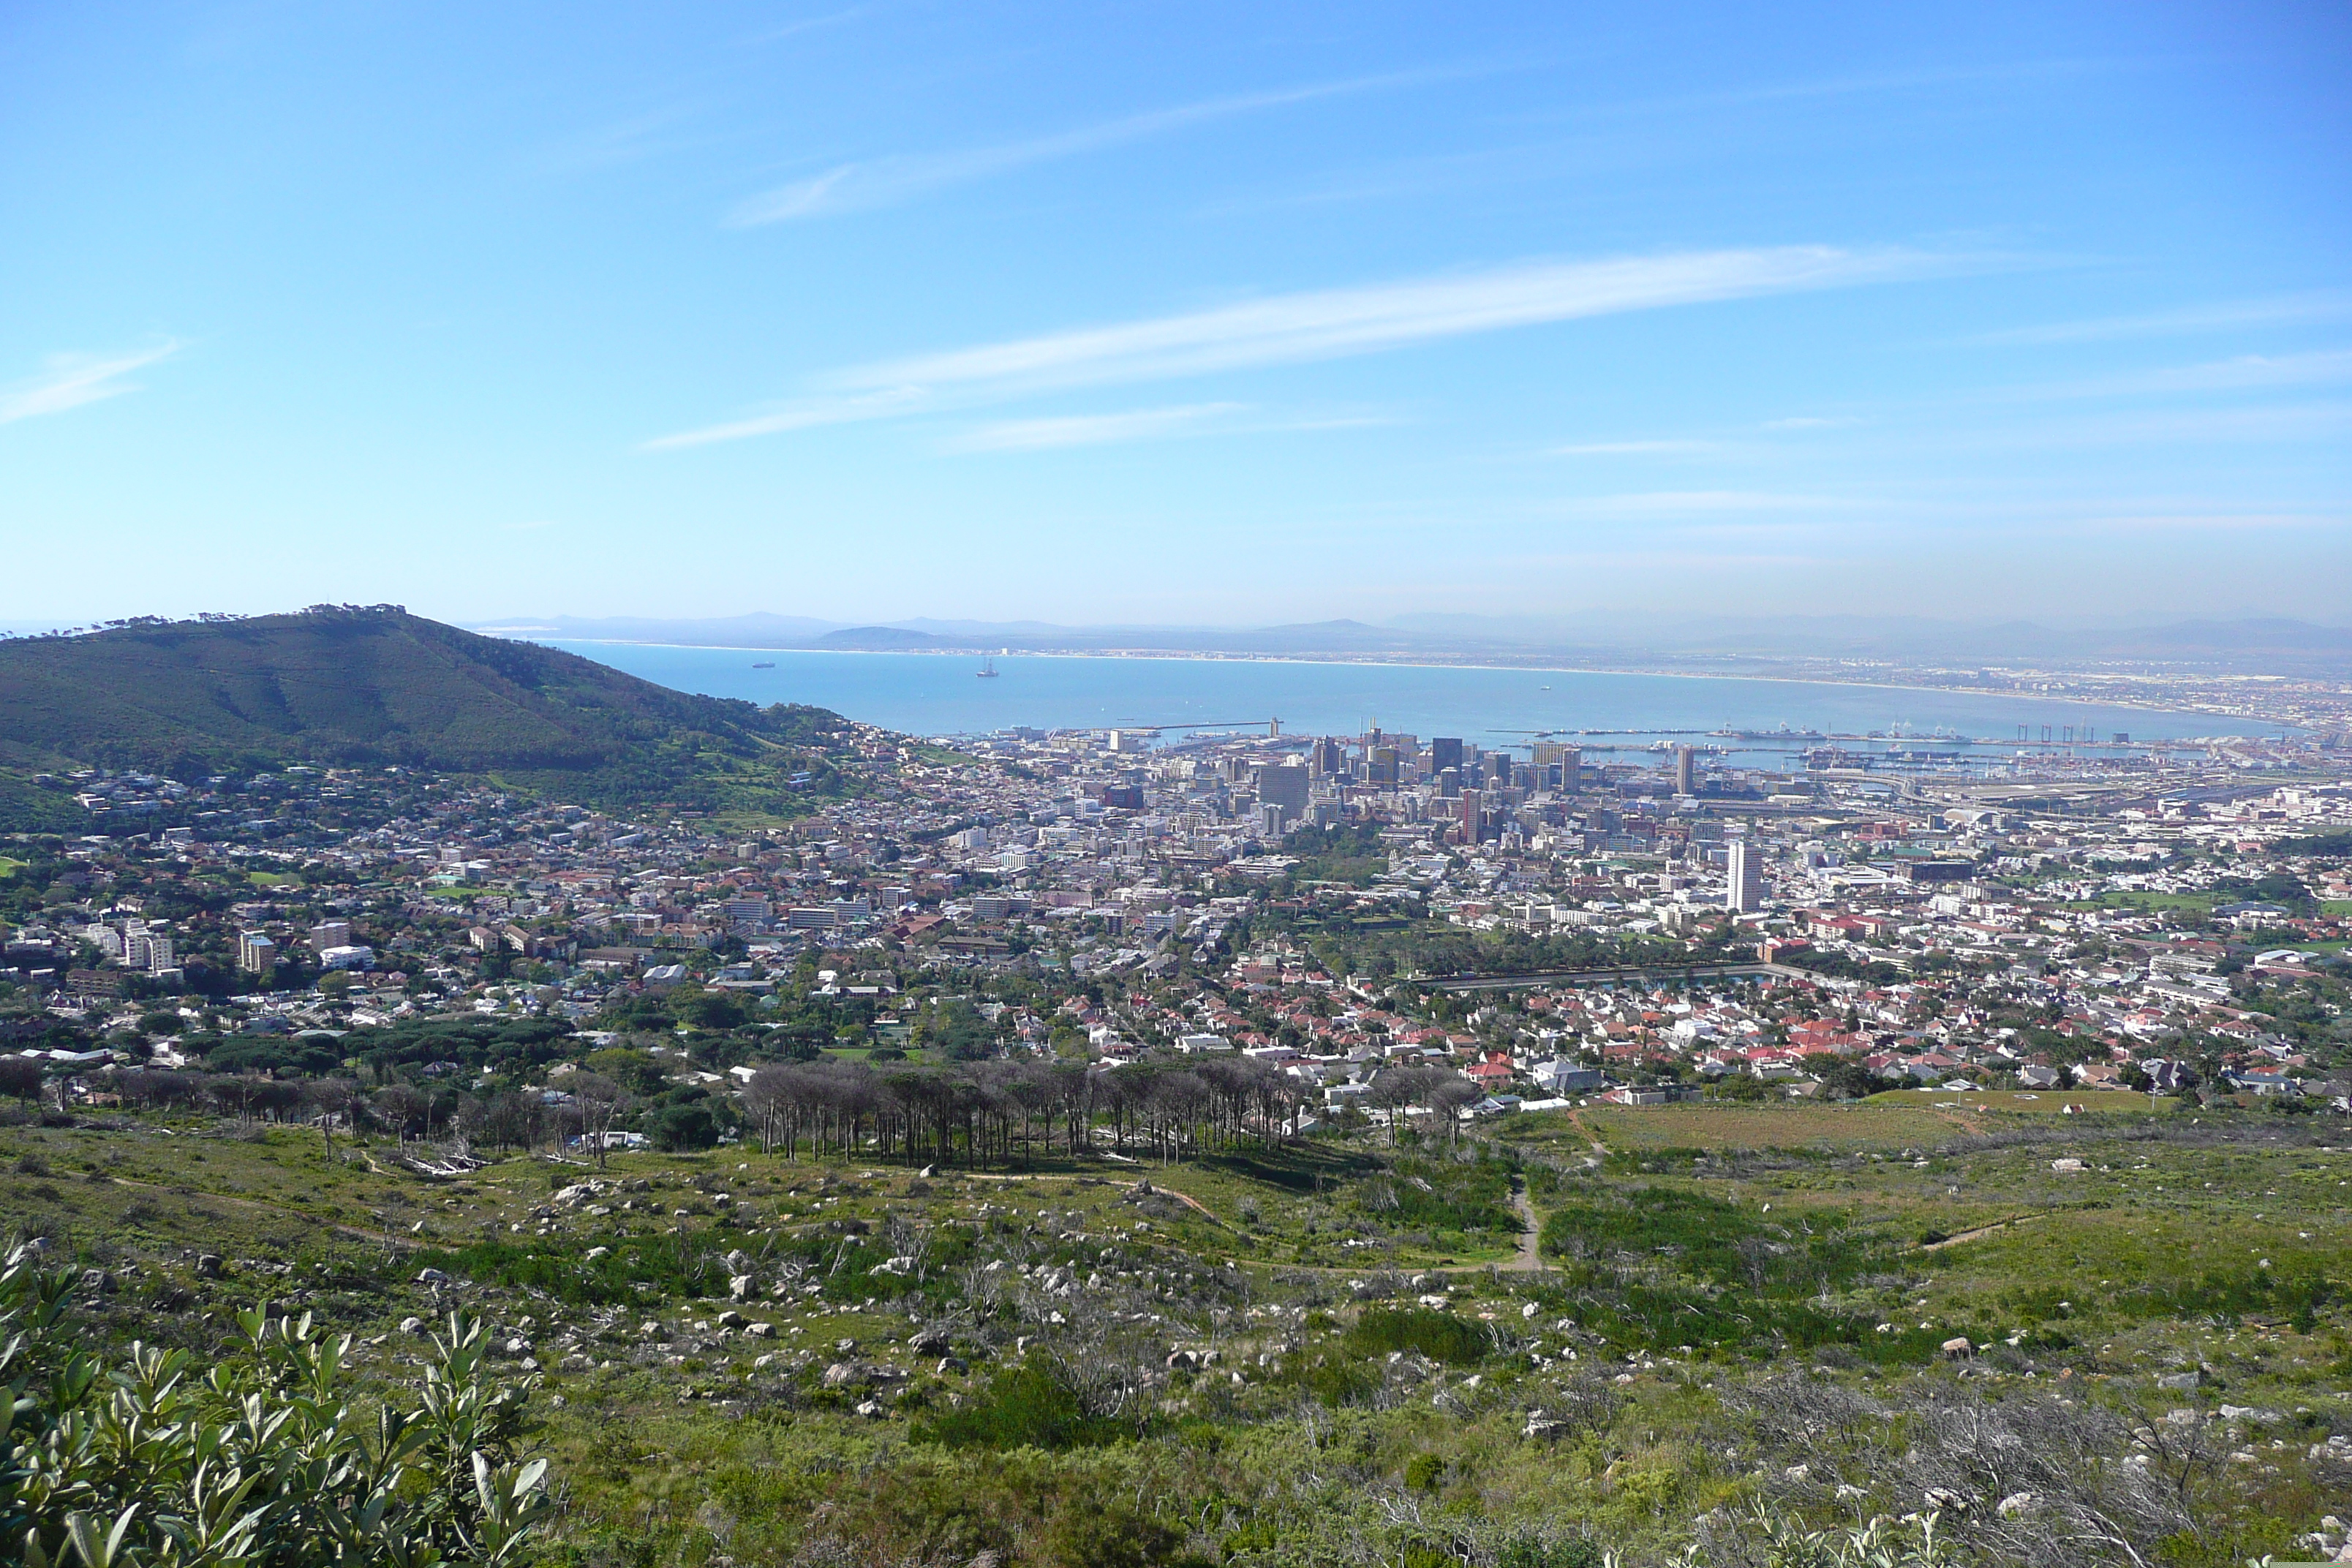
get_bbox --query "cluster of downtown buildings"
[3,713,2349,1117]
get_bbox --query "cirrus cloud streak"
[0,343,181,425]
[647,245,1956,450]
[727,70,1456,226]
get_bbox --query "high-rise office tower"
[1726,838,1762,912]
[1430,737,1463,777]
[1531,742,1583,790]
[1254,765,1309,813]
[1675,745,1696,796]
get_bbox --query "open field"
[2062,892,2223,913]
[1888,1088,2184,1115]
[1501,1096,1995,1156]
[4,1100,2348,1568]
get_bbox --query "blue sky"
[4,1,2348,627]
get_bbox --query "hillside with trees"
[0,606,856,817]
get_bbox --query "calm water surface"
[543,643,2277,759]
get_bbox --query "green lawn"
[2062,891,2215,913]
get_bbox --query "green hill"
[0,605,856,816]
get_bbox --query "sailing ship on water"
[976,653,1000,678]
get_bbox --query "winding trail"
[1507,1178,1542,1273]
[1562,1109,1611,1168]
[1912,1212,2042,1253]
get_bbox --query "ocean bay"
[542,641,2275,758]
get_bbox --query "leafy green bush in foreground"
[1,1241,550,1567]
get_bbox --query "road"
[1425,961,1821,993]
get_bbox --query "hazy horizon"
[5,2,2348,625]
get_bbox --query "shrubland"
[1,1092,2346,1567]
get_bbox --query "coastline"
[516,635,2307,731]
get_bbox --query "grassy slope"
[0,608,852,815]
[3,1102,2345,1567]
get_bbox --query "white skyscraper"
[1726,839,1763,913]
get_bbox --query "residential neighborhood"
[7,717,2348,1131]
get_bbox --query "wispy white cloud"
[1207,61,2127,220]
[1930,402,2352,452]
[1537,489,2234,532]
[521,107,715,176]
[727,69,1466,225]
[1960,290,2352,346]
[1550,438,1730,456]
[1550,421,1854,457]
[647,245,1951,450]
[1543,491,2348,538]
[1550,490,1850,519]
[845,248,1940,395]
[2023,348,2352,401]
[1502,546,1836,570]
[2060,510,2342,535]
[950,402,1248,452]
[946,402,1396,453]
[747,5,872,45]
[641,385,930,451]
[0,344,180,425]
[1500,57,2130,132]
[1662,57,2130,113]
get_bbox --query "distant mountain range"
[1389,612,2352,665]
[0,608,849,818]
[478,611,2352,674]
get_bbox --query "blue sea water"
[541,642,2277,760]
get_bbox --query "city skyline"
[4,1,2348,626]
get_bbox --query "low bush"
[0,1239,551,1568]
[912,1363,1130,1451]
[1345,1306,1494,1365]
